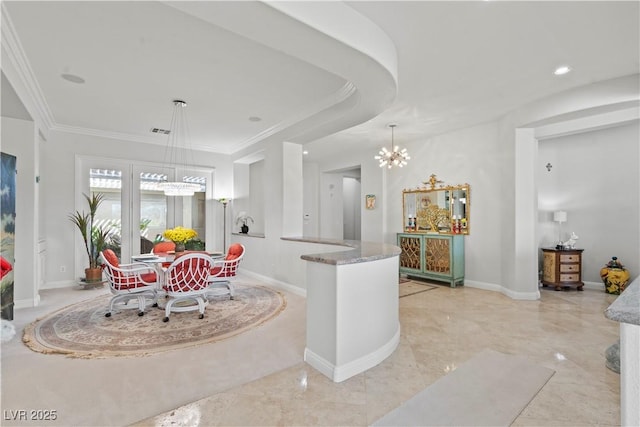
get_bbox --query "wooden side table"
[541,248,584,291]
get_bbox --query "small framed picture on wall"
[366,194,376,210]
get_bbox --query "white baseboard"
[502,286,541,300]
[466,279,605,299]
[41,280,76,290]
[464,280,541,300]
[13,296,36,309]
[239,269,307,298]
[305,323,401,383]
[583,280,604,291]
[13,280,76,308]
[303,348,335,380]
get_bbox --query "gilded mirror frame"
[402,174,470,235]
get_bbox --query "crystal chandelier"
[158,100,201,196]
[375,124,410,168]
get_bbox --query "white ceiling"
[2,1,639,162]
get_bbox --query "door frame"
[75,155,215,277]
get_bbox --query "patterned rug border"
[22,284,286,359]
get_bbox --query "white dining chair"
[101,249,158,317]
[162,252,214,322]
[207,243,245,300]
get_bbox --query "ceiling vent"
[150,127,171,135]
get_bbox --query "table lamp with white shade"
[553,210,567,246]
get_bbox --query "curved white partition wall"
[284,237,401,383]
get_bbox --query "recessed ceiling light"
[61,73,85,84]
[303,150,309,155]
[248,116,262,122]
[553,65,571,76]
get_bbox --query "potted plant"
[68,192,109,282]
[163,226,198,253]
[235,211,254,234]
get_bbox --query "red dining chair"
[152,241,176,268]
[207,243,245,300]
[152,240,175,254]
[100,249,158,317]
[163,252,214,322]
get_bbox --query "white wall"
[232,162,250,234]
[313,154,384,243]
[306,75,639,299]
[41,129,233,288]
[249,160,264,235]
[386,121,505,288]
[304,122,507,291]
[303,162,319,237]
[282,142,303,236]
[320,172,345,239]
[229,140,309,291]
[361,157,385,243]
[1,117,39,308]
[538,121,639,284]
[500,74,639,296]
[343,176,361,240]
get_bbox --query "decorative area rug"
[399,279,438,298]
[23,284,285,358]
[372,348,555,426]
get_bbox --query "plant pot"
[85,267,103,283]
[241,224,249,234]
[175,243,186,254]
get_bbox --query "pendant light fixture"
[375,124,410,169]
[158,100,201,196]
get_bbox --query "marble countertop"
[281,236,401,266]
[605,277,639,326]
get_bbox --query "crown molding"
[10,77,357,156]
[50,122,236,155]
[50,123,164,145]
[1,3,55,130]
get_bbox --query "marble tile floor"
[0,276,306,427]
[135,284,621,427]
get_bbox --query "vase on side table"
[175,243,186,254]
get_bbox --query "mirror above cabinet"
[402,174,470,235]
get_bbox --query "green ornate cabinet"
[397,233,465,287]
